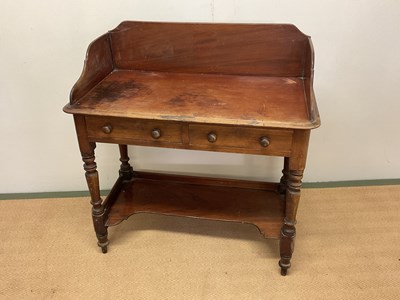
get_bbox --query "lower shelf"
[104,172,285,239]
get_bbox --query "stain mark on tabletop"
[168,92,226,108]
[239,113,263,124]
[257,102,269,116]
[91,81,151,101]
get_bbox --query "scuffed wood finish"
[105,172,284,239]
[303,37,320,126]
[109,21,309,77]
[65,70,315,129]
[70,34,113,105]
[64,21,320,276]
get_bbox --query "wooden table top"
[64,70,317,129]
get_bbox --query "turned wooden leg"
[279,130,309,275]
[82,145,109,253]
[279,169,303,275]
[278,157,289,195]
[118,144,134,180]
[74,116,109,253]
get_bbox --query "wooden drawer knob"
[151,128,161,139]
[207,132,217,143]
[259,136,270,147]
[102,124,113,134]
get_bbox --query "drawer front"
[86,116,183,145]
[189,124,293,156]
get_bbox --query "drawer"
[189,124,293,156]
[85,116,183,145]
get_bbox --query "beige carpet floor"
[0,185,399,299]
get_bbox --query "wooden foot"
[279,221,296,276]
[96,233,109,253]
[99,240,108,253]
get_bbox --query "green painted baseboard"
[0,190,110,200]
[0,179,399,200]
[303,178,400,188]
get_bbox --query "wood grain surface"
[65,70,315,129]
[105,172,284,239]
[109,21,309,77]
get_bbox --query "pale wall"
[1,0,399,193]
